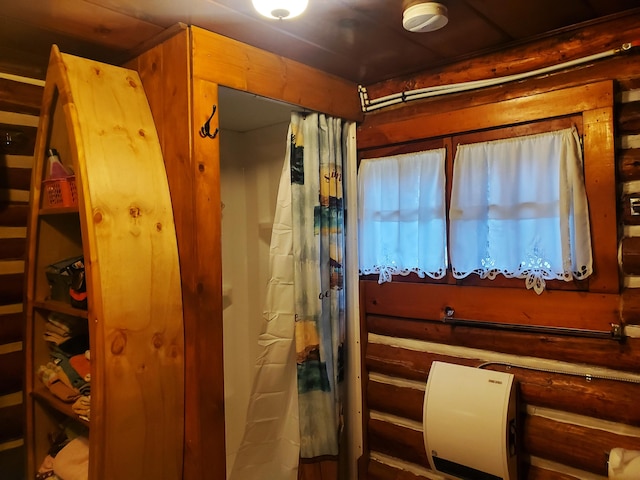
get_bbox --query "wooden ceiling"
[1,0,639,85]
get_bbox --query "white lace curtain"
[358,128,593,294]
[358,149,447,283]
[449,127,593,294]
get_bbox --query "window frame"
[357,81,619,332]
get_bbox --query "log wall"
[0,73,42,479]
[357,13,640,480]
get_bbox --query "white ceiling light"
[252,0,309,20]
[403,2,448,33]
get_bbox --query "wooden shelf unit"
[23,46,185,480]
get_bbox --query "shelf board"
[38,206,79,216]
[31,387,89,428]
[33,299,89,318]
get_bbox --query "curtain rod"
[442,314,624,342]
[358,41,638,113]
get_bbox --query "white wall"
[219,121,290,477]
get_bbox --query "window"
[356,81,618,332]
[358,149,447,283]
[449,128,593,294]
[358,127,593,294]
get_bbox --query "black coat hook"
[199,105,219,139]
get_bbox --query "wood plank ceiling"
[0,0,639,85]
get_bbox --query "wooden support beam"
[367,414,640,478]
[366,313,639,372]
[366,353,640,426]
[618,149,640,183]
[618,101,640,134]
[0,78,43,116]
[190,27,363,123]
[363,281,620,336]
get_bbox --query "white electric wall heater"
[423,361,518,480]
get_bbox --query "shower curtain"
[229,112,348,480]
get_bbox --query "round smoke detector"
[403,2,448,33]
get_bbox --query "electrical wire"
[359,41,638,112]
[477,361,640,385]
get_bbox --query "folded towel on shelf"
[72,395,91,421]
[69,352,90,382]
[50,352,90,394]
[53,436,89,480]
[36,454,56,479]
[44,313,88,346]
[37,363,80,403]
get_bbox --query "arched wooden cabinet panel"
[23,46,185,480]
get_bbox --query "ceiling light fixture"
[252,0,309,20]
[403,1,448,33]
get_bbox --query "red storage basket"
[43,175,78,208]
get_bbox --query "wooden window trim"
[357,81,619,332]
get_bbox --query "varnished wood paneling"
[368,419,428,467]
[1,0,638,84]
[368,460,584,480]
[127,28,226,480]
[368,413,640,478]
[358,13,640,480]
[0,166,31,191]
[358,81,613,149]
[366,353,640,426]
[583,106,619,292]
[0,351,23,395]
[0,312,23,344]
[366,11,640,96]
[188,73,227,477]
[1,0,163,52]
[523,415,640,476]
[0,204,29,226]
[525,465,583,480]
[0,238,25,260]
[621,237,640,275]
[0,402,23,442]
[619,78,640,91]
[368,460,426,480]
[366,314,639,372]
[0,69,37,480]
[190,27,362,123]
[367,381,424,423]
[0,273,24,305]
[496,365,640,426]
[363,281,620,334]
[360,55,640,147]
[622,288,640,324]
[0,124,36,156]
[618,149,640,183]
[366,344,434,381]
[298,459,339,480]
[0,445,25,480]
[618,101,640,134]
[0,78,43,116]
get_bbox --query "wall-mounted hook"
[199,105,219,139]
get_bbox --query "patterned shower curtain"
[229,112,347,480]
[290,113,346,458]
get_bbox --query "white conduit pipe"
[359,41,638,112]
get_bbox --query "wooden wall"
[0,73,43,479]
[357,13,640,480]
